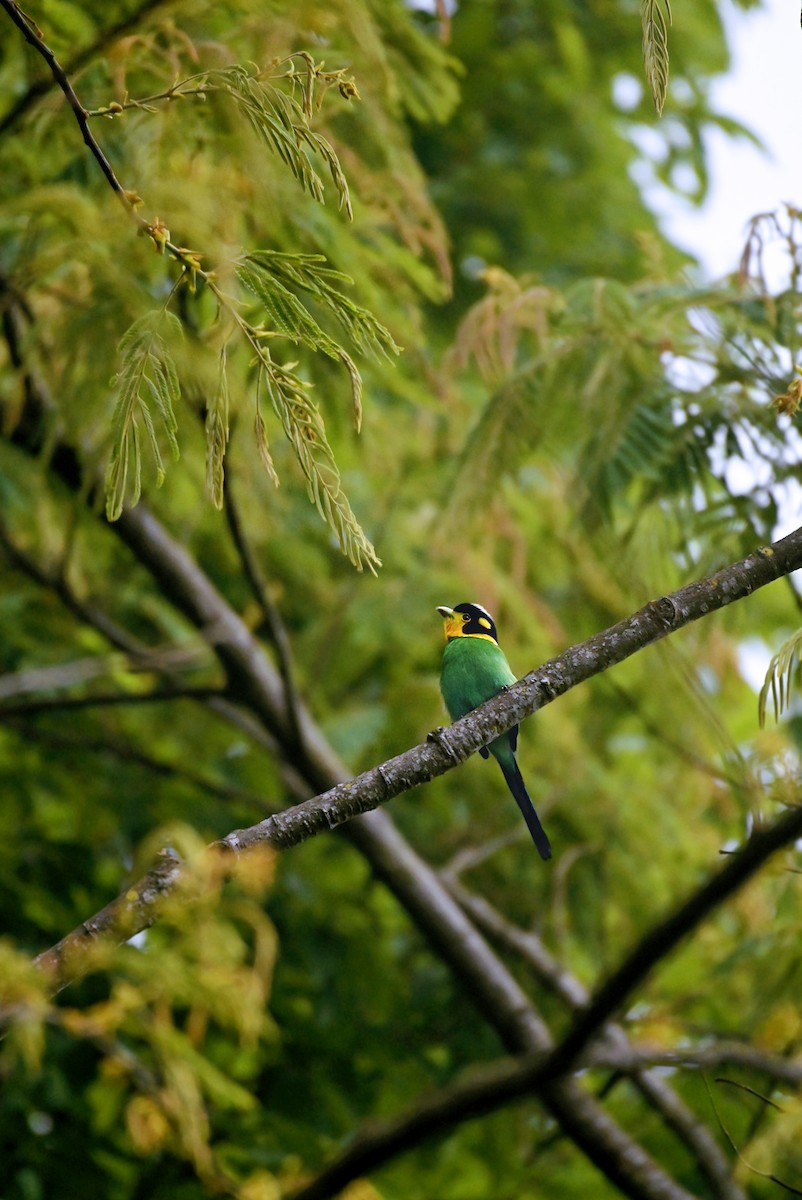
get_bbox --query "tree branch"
[288,1037,801,1200]
[223,476,305,751]
[0,683,225,718]
[542,798,802,1082]
[0,276,773,1200]
[0,0,176,137]
[0,0,141,218]
[222,524,802,852]
[0,655,129,700]
[443,876,744,1200]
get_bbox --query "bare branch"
[219,525,802,854]
[1,278,782,1200]
[0,0,176,137]
[223,475,305,750]
[289,1038,799,1200]
[0,656,128,701]
[0,683,225,718]
[0,717,270,812]
[541,802,802,1084]
[599,1043,801,1085]
[439,878,743,1200]
[0,0,141,219]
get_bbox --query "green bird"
[436,602,552,861]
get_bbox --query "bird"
[436,602,552,860]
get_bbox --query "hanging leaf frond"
[242,251,400,362]
[641,0,671,116]
[237,249,398,432]
[252,347,380,573]
[105,311,182,521]
[213,66,353,217]
[759,630,802,728]
[205,345,230,509]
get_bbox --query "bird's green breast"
[440,636,517,721]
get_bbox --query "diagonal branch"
[223,475,305,750]
[290,802,802,1200]
[0,0,176,137]
[542,797,802,1082]
[443,876,742,1200]
[0,281,775,1200]
[289,1036,801,1200]
[31,521,802,977]
[0,0,141,218]
[222,524,802,852]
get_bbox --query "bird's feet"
[427,725,461,763]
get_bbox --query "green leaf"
[104,311,183,521]
[255,350,380,572]
[245,250,400,361]
[211,66,352,216]
[641,0,671,116]
[238,250,399,432]
[205,346,231,509]
[759,630,802,728]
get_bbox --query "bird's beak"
[436,606,454,619]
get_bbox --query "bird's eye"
[462,612,470,622]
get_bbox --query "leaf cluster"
[0,838,278,1198]
[3,2,802,1200]
[641,0,672,115]
[441,258,802,566]
[105,310,182,521]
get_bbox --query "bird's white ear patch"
[478,617,492,630]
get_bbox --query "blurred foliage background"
[2,0,802,1197]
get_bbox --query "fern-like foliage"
[237,250,399,430]
[250,343,380,573]
[213,65,353,218]
[205,345,230,510]
[218,247,400,571]
[94,58,397,569]
[759,631,802,727]
[439,263,802,554]
[641,0,671,116]
[105,311,182,521]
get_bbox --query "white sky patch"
[737,636,774,692]
[647,0,800,285]
[662,355,717,392]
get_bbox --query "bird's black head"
[436,602,499,643]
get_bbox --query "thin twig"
[0,0,140,216]
[0,717,270,812]
[0,0,175,137]
[702,1073,802,1198]
[223,476,305,751]
[0,684,225,718]
[443,878,744,1200]
[1,0,209,281]
[714,1077,785,1111]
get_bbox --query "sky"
[654,0,799,282]
[642,0,801,689]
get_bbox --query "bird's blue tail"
[498,758,552,861]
